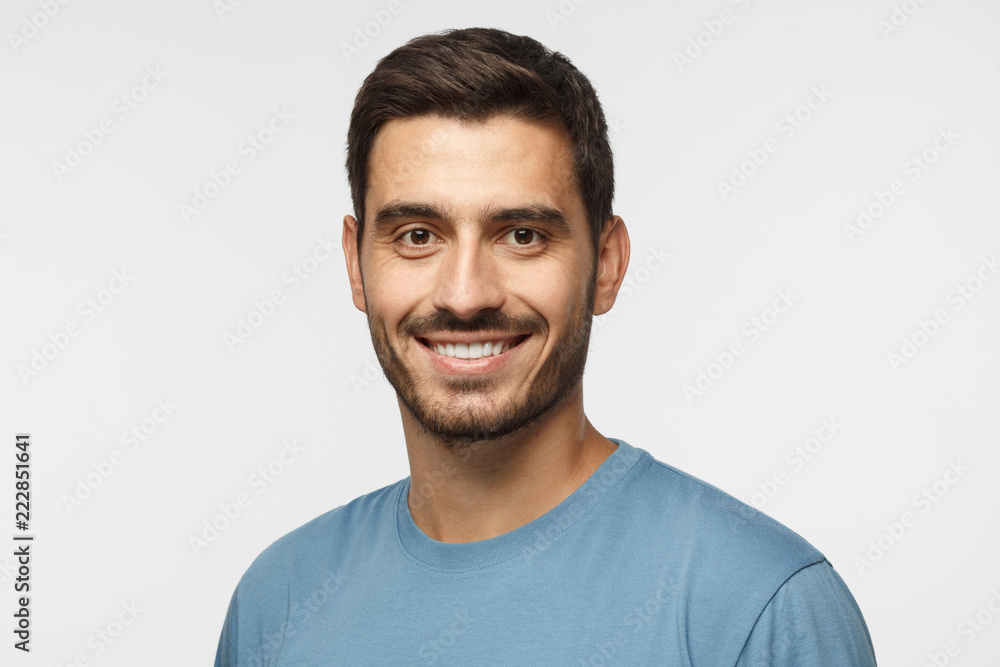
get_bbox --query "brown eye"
[404,229,434,245]
[504,228,536,245]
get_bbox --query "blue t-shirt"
[214,439,877,665]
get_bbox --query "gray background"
[1,0,998,664]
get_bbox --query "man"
[214,27,877,665]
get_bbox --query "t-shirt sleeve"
[735,560,877,666]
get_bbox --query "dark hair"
[345,27,614,256]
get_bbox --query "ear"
[341,214,367,313]
[592,215,630,317]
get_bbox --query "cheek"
[364,265,428,326]
[508,261,585,325]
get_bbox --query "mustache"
[400,310,547,337]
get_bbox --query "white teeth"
[430,339,514,359]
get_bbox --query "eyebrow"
[370,201,572,235]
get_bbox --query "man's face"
[347,114,599,444]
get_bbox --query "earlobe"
[593,215,630,317]
[341,215,367,313]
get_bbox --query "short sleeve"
[736,560,877,666]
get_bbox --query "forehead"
[365,114,582,223]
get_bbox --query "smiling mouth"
[417,335,530,360]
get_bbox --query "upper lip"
[416,333,529,346]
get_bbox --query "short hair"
[345,27,615,257]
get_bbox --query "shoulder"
[611,443,863,661]
[609,443,828,627]
[236,478,404,594]
[736,560,878,665]
[215,479,406,664]
[632,452,824,569]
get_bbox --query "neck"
[400,387,617,543]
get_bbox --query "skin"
[341,113,630,543]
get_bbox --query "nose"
[430,237,505,320]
